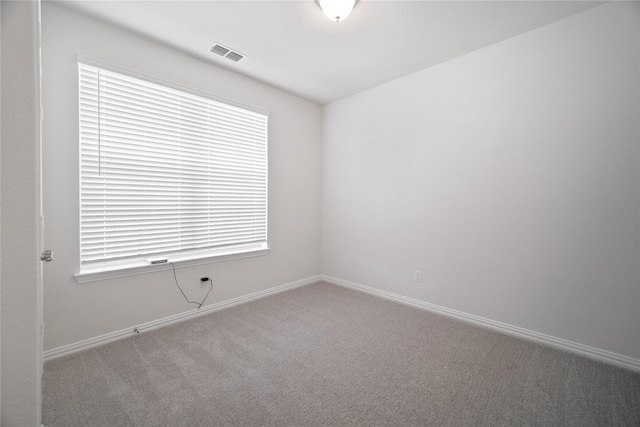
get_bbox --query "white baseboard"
[45,274,640,373]
[320,275,640,373]
[44,275,321,362]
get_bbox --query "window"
[78,63,268,274]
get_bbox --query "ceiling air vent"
[225,51,244,62]
[209,43,245,63]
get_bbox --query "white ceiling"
[55,0,604,105]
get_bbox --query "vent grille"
[225,51,244,62]
[209,43,245,63]
[210,44,230,56]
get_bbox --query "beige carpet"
[43,281,640,426]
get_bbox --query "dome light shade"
[318,0,356,22]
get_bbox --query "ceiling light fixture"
[318,0,356,23]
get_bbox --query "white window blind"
[79,63,268,268]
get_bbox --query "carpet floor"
[43,281,640,426]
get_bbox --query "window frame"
[74,58,269,283]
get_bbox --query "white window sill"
[74,246,270,284]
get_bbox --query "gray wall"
[322,2,640,359]
[42,3,323,351]
[1,0,43,424]
[42,1,639,365]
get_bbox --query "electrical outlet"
[414,270,422,283]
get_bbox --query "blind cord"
[97,69,102,176]
[169,262,213,309]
